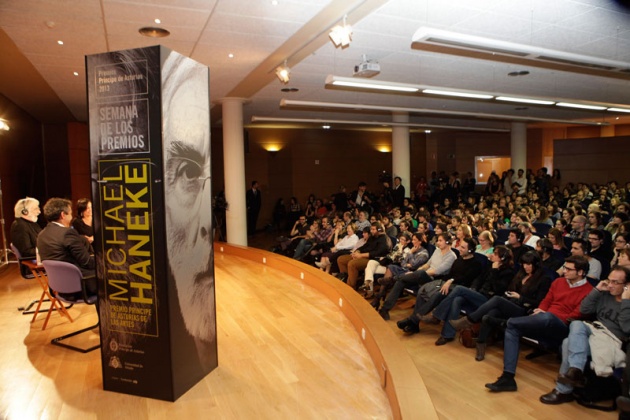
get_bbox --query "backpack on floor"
[573,366,622,412]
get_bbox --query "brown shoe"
[539,389,574,405]
[449,316,473,331]
[557,367,586,388]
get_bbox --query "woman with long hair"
[449,251,552,361]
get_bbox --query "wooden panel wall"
[0,93,45,237]
[554,135,630,185]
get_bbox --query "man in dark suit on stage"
[246,180,262,236]
[37,197,96,295]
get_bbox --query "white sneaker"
[314,261,324,268]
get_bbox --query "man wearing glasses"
[540,265,630,404]
[485,255,593,393]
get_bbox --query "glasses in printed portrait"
[162,52,215,346]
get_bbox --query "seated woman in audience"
[382,232,430,279]
[304,201,315,222]
[561,208,574,225]
[10,197,42,258]
[316,222,359,272]
[547,227,569,259]
[611,232,630,267]
[476,230,495,256]
[452,224,472,250]
[617,248,630,268]
[287,196,301,226]
[72,198,94,245]
[587,210,605,230]
[429,223,447,246]
[533,207,554,227]
[519,222,540,248]
[554,218,568,235]
[449,251,552,361]
[422,245,515,346]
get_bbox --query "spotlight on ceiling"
[0,120,10,131]
[139,26,170,38]
[275,61,291,84]
[329,15,352,48]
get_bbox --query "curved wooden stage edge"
[218,242,439,420]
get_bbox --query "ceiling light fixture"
[154,19,161,24]
[608,107,630,113]
[251,116,510,132]
[280,99,609,126]
[422,89,493,100]
[329,15,352,48]
[0,120,10,131]
[556,102,607,111]
[326,75,418,92]
[57,40,63,45]
[73,72,79,76]
[411,27,630,80]
[139,27,170,38]
[325,75,624,115]
[275,61,290,84]
[495,96,555,105]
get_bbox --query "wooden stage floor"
[0,249,618,419]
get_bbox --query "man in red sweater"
[485,255,593,392]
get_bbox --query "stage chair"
[42,260,100,353]
[10,243,53,315]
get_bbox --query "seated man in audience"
[569,215,589,241]
[536,238,563,272]
[506,228,532,265]
[378,233,457,320]
[540,265,630,404]
[10,197,42,258]
[354,210,371,232]
[588,229,613,280]
[37,197,96,297]
[557,238,601,283]
[485,255,593,392]
[280,215,309,254]
[337,222,390,289]
[293,216,333,260]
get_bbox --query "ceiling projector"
[353,56,380,78]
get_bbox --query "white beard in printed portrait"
[162,52,215,343]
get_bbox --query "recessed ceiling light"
[425,130,431,133]
[138,27,170,38]
[154,19,161,24]
[73,72,79,76]
[228,53,234,58]
[57,40,64,45]
[271,0,279,5]
[322,125,331,129]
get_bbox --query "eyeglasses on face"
[608,280,627,286]
[562,265,577,271]
[616,239,627,244]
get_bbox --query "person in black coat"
[10,197,42,258]
[37,198,95,294]
[246,181,262,235]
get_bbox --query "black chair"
[495,229,510,246]
[42,260,100,353]
[532,223,551,237]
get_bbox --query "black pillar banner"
[86,46,217,401]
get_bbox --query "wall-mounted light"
[377,146,391,153]
[0,120,10,131]
[329,15,352,48]
[276,61,290,84]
